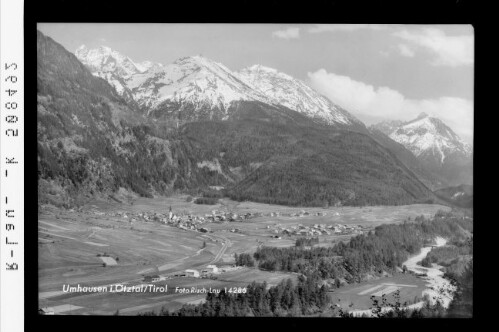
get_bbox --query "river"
[349,236,455,317]
[403,236,456,308]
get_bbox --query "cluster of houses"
[116,208,331,229]
[103,210,169,224]
[171,209,266,232]
[142,264,244,282]
[289,211,328,217]
[268,223,367,237]
[104,208,284,234]
[95,206,363,239]
[143,266,216,282]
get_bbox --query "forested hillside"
[38,31,209,206]
[178,102,436,206]
[38,30,437,207]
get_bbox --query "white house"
[185,269,200,277]
[203,264,219,274]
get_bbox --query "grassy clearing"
[329,273,427,311]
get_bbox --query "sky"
[38,23,474,143]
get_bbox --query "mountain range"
[75,45,366,132]
[37,31,472,208]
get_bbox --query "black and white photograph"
[35,22,474,318]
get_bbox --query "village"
[80,206,372,282]
[86,206,370,239]
[74,204,372,284]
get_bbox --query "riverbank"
[349,236,456,317]
[404,236,456,308]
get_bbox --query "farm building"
[185,269,200,277]
[206,265,218,273]
[143,274,161,282]
[202,265,219,274]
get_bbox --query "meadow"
[328,273,428,312]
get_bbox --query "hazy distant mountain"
[434,184,473,208]
[367,127,447,190]
[389,113,472,161]
[371,119,405,136]
[371,113,473,186]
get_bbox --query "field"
[39,267,297,315]
[329,273,428,311]
[38,195,450,315]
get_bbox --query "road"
[209,233,231,264]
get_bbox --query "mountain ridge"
[75,45,366,131]
[371,113,472,186]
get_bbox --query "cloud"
[308,24,389,33]
[272,27,300,40]
[307,25,473,67]
[392,27,473,66]
[397,44,415,57]
[307,69,473,142]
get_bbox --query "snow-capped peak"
[385,114,472,164]
[415,112,429,120]
[75,48,364,128]
[76,44,88,53]
[75,45,161,77]
[248,64,278,73]
[236,64,363,127]
[172,55,240,81]
[122,55,278,115]
[135,60,164,73]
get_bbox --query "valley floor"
[38,196,450,315]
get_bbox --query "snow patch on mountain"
[452,191,465,199]
[75,46,364,128]
[236,64,362,127]
[386,113,472,164]
[126,55,277,113]
[75,45,159,77]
